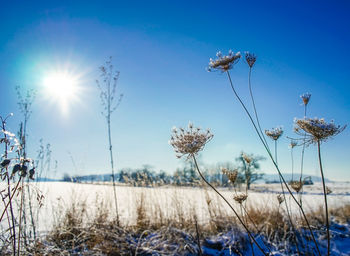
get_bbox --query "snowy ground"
[13,181,348,232]
[1,181,349,255]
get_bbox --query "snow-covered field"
[25,181,350,232]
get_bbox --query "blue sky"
[0,0,349,180]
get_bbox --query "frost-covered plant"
[170,123,269,256]
[0,114,40,255]
[208,50,322,255]
[208,50,241,72]
[294,117,346,255]
[294,118,345,145]
[169,123,213,159]
[265,127,283,141]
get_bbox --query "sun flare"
[43,71,81,114]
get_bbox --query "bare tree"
[96,57,123,224]
[236,152,265,190]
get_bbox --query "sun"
[43,71,81,114]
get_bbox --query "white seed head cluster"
[245,52,257,68]
[265,127,283,141]
[208,50,241,72]
[294,118,346,145]
[169,122,213,159]
[300,93,311,106]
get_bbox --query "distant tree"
[62,173,72,182]
[236,152,265,190]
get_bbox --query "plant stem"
[317,140,330,256]
[17,179,24,256]
[248,67,269,149]
[226,71,321,256]
[192,155,268,256]
[0,176,23,221]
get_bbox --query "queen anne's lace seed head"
[290,181,303,193]
[170,122,213,159]
[300,93,311,106]
[208,50,241,72]
[245,52,257,68]
[265,127,283,141]
[234,193,248,204]
[222,168,238,184]
[294,118,346,145]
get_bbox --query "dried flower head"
[300,93,311,106]
[245,52,256,68]
[222,168,238,184]
[242,153,252,164]
[265,127,283,141]
[208,50,241,72]
[326,186,332,195]
[289,140,297,148]
[234,193,248,204]
[294,118,346,145]
[290,181,303,193]
[277,194,284,205]
[170,122,213,158]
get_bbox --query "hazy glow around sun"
[43,71,81,114]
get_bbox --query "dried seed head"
[326,186,332,195]
[245,52,257,68]
[242,153,252,164]
[222,168,238,184]
[289,140,297,148]
[233,193,248,204]
[265,127,283,141]
[290,181,303,193]
[300,93,311,106]
[294,118,346,145]
[170,122,213,158]
[208,50,241,72]
[277,194,284,205]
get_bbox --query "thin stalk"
[248,67,269,149]
[0,190,14,255]
[192,155,268,256]
[1,118,17,255]
[291,153,294,184]
[0,177,22,222]
[240,204,255,256]
[17,179,24,256]
[194,217,203,256]
[226,71,321,256]
[107,112,119,225]
[300,105,307,181]
[317,141,330,256]
[275,140,301,256]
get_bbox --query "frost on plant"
[245,52,257,68]
[265,127,283,141]
[294,118,346,145]
[300,93,311,106]
[169,122,213,159]
[208,50,241,72]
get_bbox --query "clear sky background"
[0,0,349,181]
